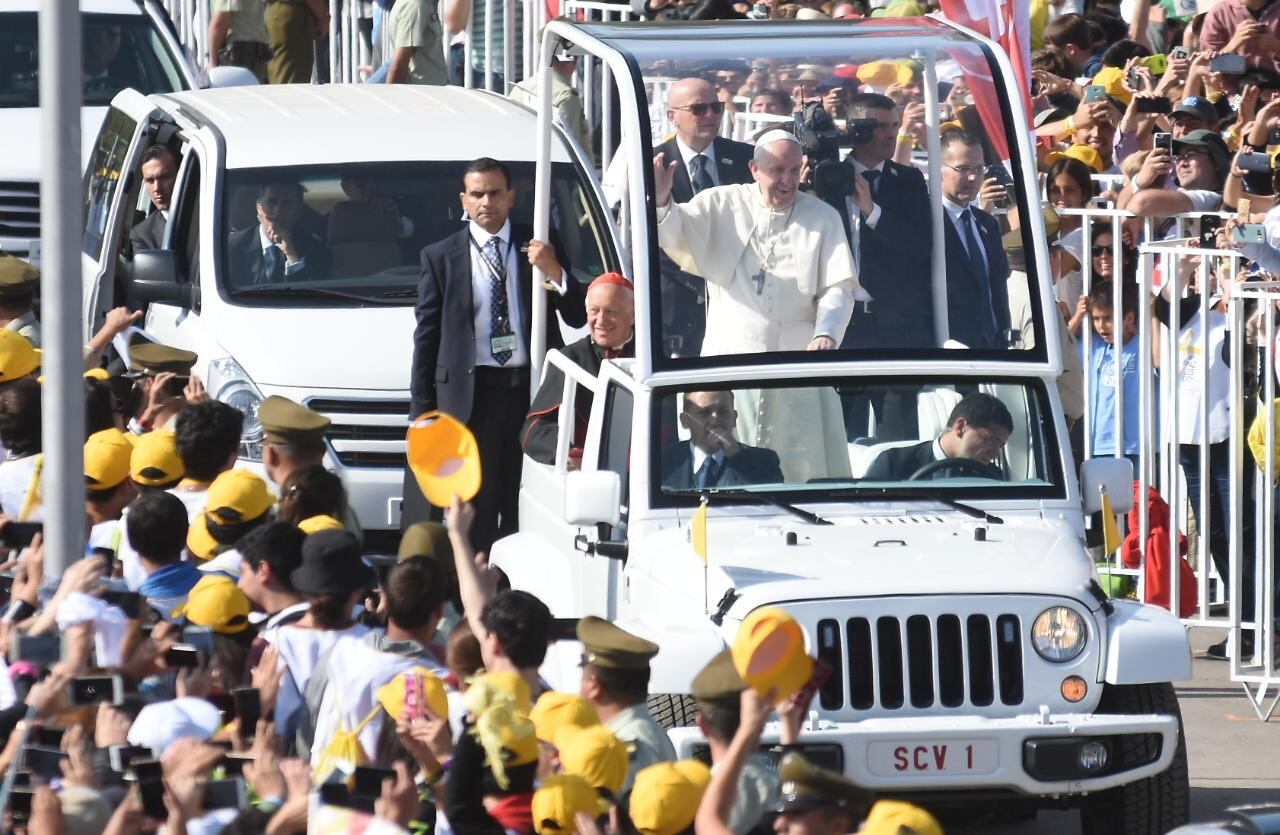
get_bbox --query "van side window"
[83,108,138,259]
[169,153,201,284]
[599,384,633,539]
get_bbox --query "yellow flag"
[1100,487,1122,555]
[691,500,708,564]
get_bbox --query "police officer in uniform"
[0,254,40,348]
[258,395,362,535]
[691,651,778,835]
[772,753,874,835]
[577,616,676,793]
[126,343,199,434]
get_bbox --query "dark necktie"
[264,245,283,283]
[858,169,880,256]
[689,154,714,194]
[483,237,513,365]
[960,208,997,343]
[696,455,722,489]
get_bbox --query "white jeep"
[491,16,1193,834]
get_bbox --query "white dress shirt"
[469,219,528,368]
[676,137,721,188]
[689,442,725,483]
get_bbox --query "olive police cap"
[0,254,38,297]
[774,753,874,816]
[258,395,330,445]
[577,616,659,670]
[691,649,746,702]
[130,343,197,376]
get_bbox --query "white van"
[80,84,618,549]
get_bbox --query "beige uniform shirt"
[606,703,677,793]
[5,311,40,349]
[212,0,269,44]
[510,71,593,163]
[725,754,779,834]
[390,0,448,85]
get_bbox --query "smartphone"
[128,758,163,783]
[0,574,12,604]
[221,753,254,778]
[109,744,152,773]
[67,674,123,706]
[101,589,143,619]
[1139,54,1168,76]
[10,787,32,822]
[1136,97,1172,114]
[1153,132,1173,154]
[21,746,65,780]
[1126,69,1143,92]
[10,634,61,668]
[182,626,216,658]
[159,375,189,399]
[1239,151,1274,173]
[1199,214,1222,249]
[1,522,43,550]
[28,726,65,749]
[318,781,375,813]
[1084,84,1107,103]
[202,778,246,811]
[353,765,397,798]
[164,644,201,669]
[1170,46,1190,61]
[232,687,260,738]
[788,658,833,718]
[937,80,954,102]
[1269,126,1280,150]
[1210,54,1247,75]
[139,778,167,820]
[1233,224,1267,244]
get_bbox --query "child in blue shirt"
[1080,281,1146,465]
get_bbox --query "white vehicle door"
[140,145,204,354]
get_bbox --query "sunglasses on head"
[673,101,726,117]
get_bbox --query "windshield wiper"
[378,289,417,299]
[230,285,405,305]
[667,488,832,526]
[832,487,1003,525]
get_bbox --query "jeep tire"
[1079,682,1190,835]
[648,693,699,728]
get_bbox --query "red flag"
[936,0,1033,148]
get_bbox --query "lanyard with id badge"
[472,235,519,358]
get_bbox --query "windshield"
[601,26,1046,369]
[0,13,187,108]
[219,160,615,305]
[653,377,1063,500]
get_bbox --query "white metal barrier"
[730,110,789,142]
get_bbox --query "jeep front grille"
[306,397,410,470]
[815,614,1025,712]
[0,180,40,241]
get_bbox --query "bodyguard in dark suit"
[838,93,934,350]
[126,145,179,257]
[939,131,1011,350]
[653,77,755,357]
[226,181,331,289]
[660,390,784,490]
[408,157,586,552]
[862,392,1013,481]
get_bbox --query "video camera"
[792,103,877,203]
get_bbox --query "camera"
[793,103,877,203]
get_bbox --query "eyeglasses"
[1092,245,1113,257]
[1173,150,1207,162]
[944,163,984,177]
[672,101,726,117]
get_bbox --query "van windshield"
[653,378,1063,500]
[219,160,615,306]
[0,13,187,108]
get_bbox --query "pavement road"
[972,625,1280,833]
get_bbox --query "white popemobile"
[490,17,1193,835]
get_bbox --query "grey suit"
[128,211,167,256]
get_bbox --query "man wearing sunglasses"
[653,77,755,357]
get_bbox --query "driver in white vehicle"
[862,392,1013,482]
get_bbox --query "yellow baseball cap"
[554,724,629,796]
[466,671,533,715]
[130,429,185,487]
[532,774,609,835]
[0,330,40,382]
[732,607,813,700]
[1044,144,1104,174]
[862,800,943,835]
[375,667,450,722]
[187,470,275,558]
[84,428,136,491]
[530,692,599,744]
[855,60,915,88]
[630,761,712,835]
[407,411,481,507]
[181,574,252,634]
[1091,66,1133,106]
[83,367,110,381]
[297,514,344,535]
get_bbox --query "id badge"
[491,334,517,354]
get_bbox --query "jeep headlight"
[206,357,264,461]
[1031,607,1087,662]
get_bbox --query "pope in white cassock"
[653,130,858,483]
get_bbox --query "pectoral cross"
[751,268,767,295]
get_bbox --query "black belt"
[475,365,529,388]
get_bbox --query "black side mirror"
[131,250,199,310]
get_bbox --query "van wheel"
[647,693,699,729]
[1079,683,1190,835]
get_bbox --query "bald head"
[667,77,723,151]
[749,139,803,208]
[586,282,634,350]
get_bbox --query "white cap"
[198,548,243,579]
[127,697,222,755]
[755,128,802,149]
[1054,227,1085,267]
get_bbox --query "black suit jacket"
[862,440,935,481]
[943,205,1011,350]
[660,442,784,490]
[654,136,755,204]
[841,160,935,349]
[521,334,634,465]
[226,224,331,289]
[410,223,586,420]
[128,210,167,256]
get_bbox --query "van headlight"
[1031,607,1087,662]
[207,357,264,461]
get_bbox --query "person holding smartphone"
[1118,130,1231,228]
